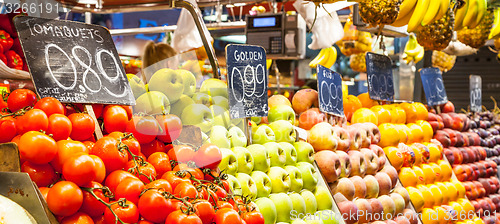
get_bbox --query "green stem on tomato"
[81,187,126,224]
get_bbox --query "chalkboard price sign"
[365,52,394,102]
[470,75,482,112]
[316,64,343,117]
[226,44,268,119]
[420,67,448,106]
[13,16,135,105]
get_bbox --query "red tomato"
[194,144,221,169]
[83,141,95,151]
[47,181,83,216]
[138,221,154,224]
[173,182,198,199]
[91,136,128,174]
[104,200,139,224]
[75,104,103,118]
[241,211,265,224]
[193,200,216,224]
[11,134,21,145]
[213,185,228,199]
[0,116,16,143]
[197,187,218,206]
[126,160,156,183]
[34,97,65,117]
[52,140,89,172]
[80,181,109,218]
[92,215,105,224]
[121,135,141,159]
[138,189,170,223]
[114,178,145,205]
[102,105,128,133]
[21,161,57,187]
[63,154,97,186]
[147,152,172,178]
[16,109,48,134]
[60,212,94,224]
[126,116,159,144]
[219,180,231,193]
[141,139,167,158]
[155,114,182,143]
[7,89,37,112]
[216,201,234,210]
[18,131,57,164]
[121,105,132,119]
[215,208,243,224]
[0,96,7,111]
[47,114,72,141]
[104,170,139,194]
[165,210,203,224]
[39,187,50,201]
[161,171,191,191]
[168,145,196,163]
[68,113,95,141]
[145,179,172,193]
[90,155,106,183]
[173,163,204,180]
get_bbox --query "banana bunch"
[455,0,488,30]
[402,34,425,64]
[489,7,500,39]
[391,0,451,31]
[309,47,337,69]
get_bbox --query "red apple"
[332,126,351,151]
[441,101,455,113]
[298,108,326,130]
[292,89,318,114]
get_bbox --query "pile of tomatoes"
[0,89,264,224]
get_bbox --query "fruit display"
[392,0,451,30]
[457,9,494,48]
[309,47,338,69]
[358,0,402,27]
[402,34,425,64]
[455,0,489,30]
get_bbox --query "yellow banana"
[463,0,479,28]
[421,0,442,26]
[399,0,419,20]
[317,48,332,69]
[408,0,431,32]
[392,7,415,27]
[489,7,500,39]
[405,34,424,57]
[434,0,450,24]
[455,0,469,30]
[321,47,337,69]
[414,46,425,63]
[473,0,487,28]
[309,48,327,68]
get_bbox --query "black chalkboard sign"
[366,52,394,102]
[420,67,448,106]
[470,75,482,112]
[13,16,135,105]
[317,64,343,117]
[226,44,268,119]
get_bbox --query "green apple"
[176,69,196,97]
[228,126,247,148]
[251,117,263,124]
[291,220,307,224]
[269,120,297,143]
[200,78,228,98]
[135,91,170,115]
[269,193,294,222]
[126,73,147,99]
[218,148,238,175]
[236,173,258,200]
[280,142,298,165]
[232,146,254,174]
[192,92,212,107]
[212,96,229,109]
[170,94,194,117]
[252,125,276,144]
[268,104,296,124]
[314,186,333,210]
[209,125,230,148]
[251,171,272,198]
[300,190,318,214]
[267,166,291,193]
[293,142,315,164]
[250,121,259,133]
[148,68,184,103]
[285,166,303,192]
[246,144,270,172]
[255,197,277,224]
[263,142,286,167]
[319,210,339,224]
[289,192,306,216]
[210,105,231,128]
[296,162,318,191]
[232,118,244,131]
[181,104,213,133]
[304,218,324,224]
[226,174,242,195]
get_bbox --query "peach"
[354,198,373,224]
[381,166,398,188]
[350,176,367,199]
[375,172,392,195]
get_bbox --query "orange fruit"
[389,105,407,124]
[385,146,404,171]
[407,186,425,212]
[434,206,452,224]
[371,105,392,124]
[438,160,453,181]
[399,102,418,123]
[411,144,424,166]
[427,184,444,206]
[357,92,379,108]
[378,123,401,147]
[413,102,429,121]
[421,164,436,184]
[458,198,476,220]
[351,108,378,125]
[430,163,443,182]
[407,123,424,143]
[444,181,459,202]
[413,166,427,185]
[427,143,442,163]
[417,184,435,208]
[343,95,362,122]
[394,124,410,144]
[453,180,466,198]
[435,182,450,204]
[421,208,439,224]
[473,217,485,224]
[449,201,465,221]
[399,167,418,187]
[416,120,434,142]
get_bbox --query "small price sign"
[226,44,268,119]
[420,67,448,106]
[366,52,394,102]
[316,64,343,117]
[470,75,482,112]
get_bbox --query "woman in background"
[141,41,178,82]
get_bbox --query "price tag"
[470,75,482,112]
[316,64,343,117]
[365,52,394,102]
[13,16,135,105]
[420,67,448,106]
[226,44,268,119]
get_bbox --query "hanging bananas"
[488,7,500,39]
[403,34,425,64]
[455,0,487,30]
[309,47,337,69]
[391,0,451,31]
